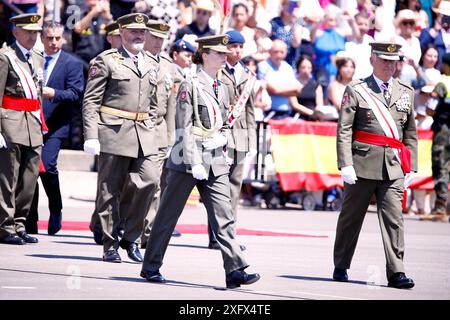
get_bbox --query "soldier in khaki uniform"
[89,21,123,246]
[0,14,44,245]
[82,13,160,263]
[333,42,418,289]
[206,30,257,250]
[139,20,182,247]
[140,35,260,289]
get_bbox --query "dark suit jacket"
[44,50,84,138]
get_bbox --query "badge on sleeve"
[88,66,98,78]
[341,92,349,108]
[179,90,187,102]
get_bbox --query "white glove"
[246,148,257,158]
[191,164,208,180]
[202,133,227,150]
[165,145,173,159]
[404,172,415,189]
[83,139,101,155]
[0,133,6,149]
[341,165,357,185]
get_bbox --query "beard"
[131,42,144,52]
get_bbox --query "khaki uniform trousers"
[142,169,249,274]
[96,152,160,252]
[208,149,246,242]
[140,147,167,244]
[334,177,405,279]
[0,144,41,238]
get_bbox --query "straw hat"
[395,9,417,27]
[432,1,450,16]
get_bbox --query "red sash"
[354,130,411,174]
[2,95,48,132]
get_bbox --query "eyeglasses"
[401,20,415,26]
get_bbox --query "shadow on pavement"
[279,275,386,287]
[168,243,211,250]
[51,241,98,246]
[27,254,101,261]
[39,233,93,240]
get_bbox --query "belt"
[354,130,411,174]
[191,126,215,138]
[100,106,150,121]
[2,96,40,111]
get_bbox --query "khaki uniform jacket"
[0,43,44,147]
[83,47,159,158]
[167,69,231,177]
[337,75,418,180]
[221,64,257,152]
[147,52,181,149]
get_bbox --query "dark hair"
[42,21,63,33]
[232,3,249,15]
[295,55,313,72]
[336,57,355,82]
[192,48,211,65]
[419,44,439,68]
[242,55,257,66]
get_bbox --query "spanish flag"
[269,120,435,192]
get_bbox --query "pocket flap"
[98,112,124,125]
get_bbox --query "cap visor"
[19,25,42,31]
[149,31,168,39]
[377,54,400,61]
[122,24,149,29]
[210,46,231,53]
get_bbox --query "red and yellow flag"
[269,120,435,191]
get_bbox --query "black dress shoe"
[93,230,103,245]
[103,249,121,263]
[17,231,38,243]
[120,240,143,263]
[332,268,348,282]
[0,234,26,245]
[208,241,220,250]
[140,270,166,283]
[48,214,62,235]
[388,273,415,289]
[226,270,261,289]
[172,229,182,237]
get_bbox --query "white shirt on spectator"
[344,34,374,80]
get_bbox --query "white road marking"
[1,286,36,290]
[292,291,367,300]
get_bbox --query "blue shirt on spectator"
[313,28,345,86]
[270,17,300,67]
[258,59,297,118]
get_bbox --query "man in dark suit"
[26,21,84,235]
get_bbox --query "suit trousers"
[96,152,160,252]
[208,149,246,242]
[140,147,167,244]
[0,143,41,238]
[27,137,64,230]
[333,177,405,279]
[142,169,249,275]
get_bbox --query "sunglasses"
[196,10,210,16]
[401,20,415,26]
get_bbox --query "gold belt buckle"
[135,113,145,121]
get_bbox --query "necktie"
[44,56,52,84]
[229,67,235,75]
[381,82,390,105]
[25,52,34,74]
[213,79,219,98]
[132,55,141,76]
